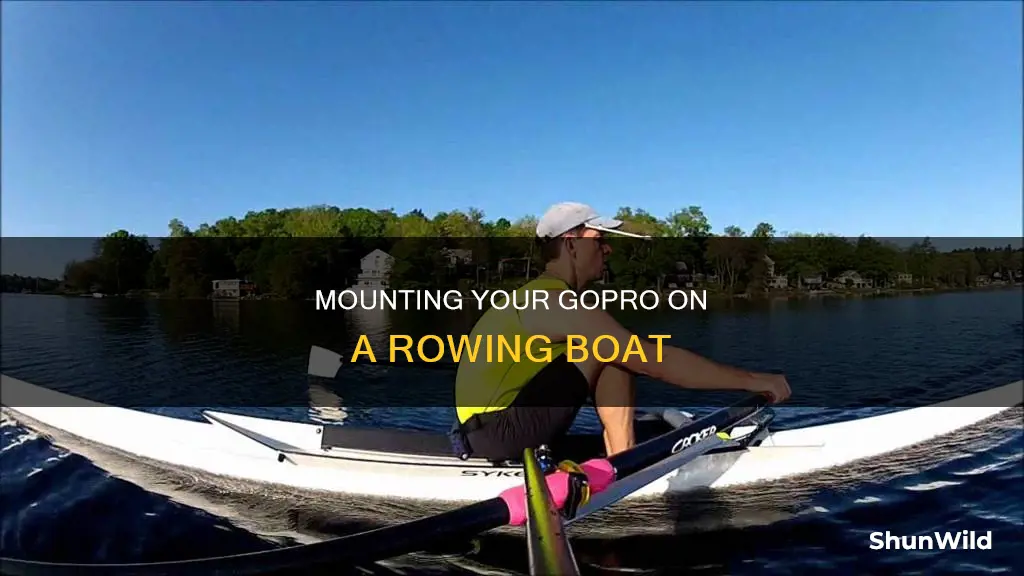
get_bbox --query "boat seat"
[320,426,458,457]
[318,425,615,462]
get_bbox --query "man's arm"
[523,295,785,399]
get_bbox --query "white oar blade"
[308,345,344,378]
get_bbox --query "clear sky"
[2,1,1021,239]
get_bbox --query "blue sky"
[2,2,1021,239]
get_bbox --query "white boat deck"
[2,374,1021,504]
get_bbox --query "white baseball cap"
[535,202,649,239]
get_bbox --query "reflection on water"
[308,380,348,424]
[2,289,1021,417]
[347,306,393,344]
[212,300,241,333]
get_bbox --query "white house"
[830,270,872,289]
[211,279,255,299]
[213,279,242,293]
[801,275,824,289]
[894,272,913,286]
[763,255,789,289]
[442,248,473,267]
[353,249,394,289]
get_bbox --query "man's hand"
[746,372,791,403]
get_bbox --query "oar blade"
[308,345,344,378]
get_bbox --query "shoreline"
[717,282,1023,302]
[6,281,1021,303]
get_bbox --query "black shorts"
[461,353,591,462]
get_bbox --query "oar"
[307,344,457,377]
[307,345,345,378]
[523,447,581,576]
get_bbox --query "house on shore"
[801,275,824,290]
[829,270,873,290]
[212,279,256,300]
[353,249,394,290]
[894,272,914,286]
[442,248,474,267]
[763,255,789,290]
[664,261,692,289]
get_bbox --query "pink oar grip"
[499,458,615,526]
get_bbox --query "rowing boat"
[2,374,1021,506]
[0,382,768,574]
[1,375,1021,575]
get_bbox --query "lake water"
[1,289,1022,574]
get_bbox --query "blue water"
[1,289,1022,574]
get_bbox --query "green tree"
[63,203,1020,298]
[751,222,775,238]
[665,206,711,237]
[90,230,155,294]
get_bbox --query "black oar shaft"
[0,500,511,576]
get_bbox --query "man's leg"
[468,355,591,461]
[593,364,636,456]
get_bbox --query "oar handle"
[740,391,775,409]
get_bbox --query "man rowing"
[453,202,791,462]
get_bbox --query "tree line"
[51,205,1022,299]
[0,274,63,294]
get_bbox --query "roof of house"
[362,249,392,260]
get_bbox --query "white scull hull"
[2,374,1021,505]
